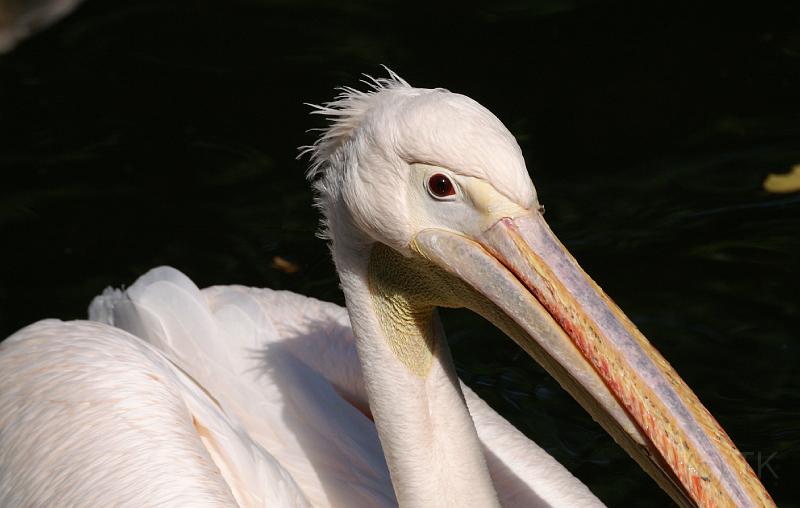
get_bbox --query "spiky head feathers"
[303,70,536,254]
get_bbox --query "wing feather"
[90,267,396,508]
[0,319,309,507]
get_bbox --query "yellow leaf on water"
[271,256,300,274]
[763,164,800,194]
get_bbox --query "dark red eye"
[428,173,455,198]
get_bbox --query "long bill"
[412,210,774,508]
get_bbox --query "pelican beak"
[412,210,774,508]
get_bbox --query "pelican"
[0,71,774,507]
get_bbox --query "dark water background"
[1,1,799,506]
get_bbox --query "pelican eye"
[427,173,456,199]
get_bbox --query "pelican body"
[0,72,774,507]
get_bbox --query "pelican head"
[307,73,533,254]
[305,71,773,508]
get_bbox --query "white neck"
[332,238,500,507]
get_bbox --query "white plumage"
[1,266,599,507]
